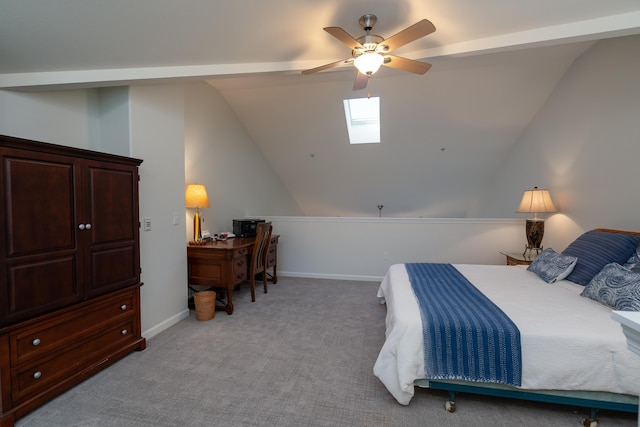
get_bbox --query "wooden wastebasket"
[194,290,216,321]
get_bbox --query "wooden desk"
[187,236,279,315]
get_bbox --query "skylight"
[343,97,380,144]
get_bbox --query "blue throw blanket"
[406,263,522,386]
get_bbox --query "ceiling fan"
[302,14,436,90]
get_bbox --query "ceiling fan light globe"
[354,52,384,75]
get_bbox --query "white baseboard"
[143,308,190,340]
[278,271,383,282]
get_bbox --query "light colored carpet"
[16,277,637,426]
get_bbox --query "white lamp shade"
[354,52,384,75]
[516,187,557,214]
[185,184,210,208]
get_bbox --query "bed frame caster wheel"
[445,401,456,413]
[581,417,598,427]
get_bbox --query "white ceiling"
[2,1,640,217]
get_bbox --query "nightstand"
[500,251,537,266]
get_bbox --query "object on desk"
[216,232,236,240]
[194,290,216,321]
[233,219,266,237]
[185,184,210,242]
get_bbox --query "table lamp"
[185,184,210,242]
[516,186,557,256]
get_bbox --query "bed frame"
[415,228,640,427]
[415,379,637,426]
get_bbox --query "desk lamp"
[516,186,557,256]
[185,184,210,242]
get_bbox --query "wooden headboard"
[594,228,640,237]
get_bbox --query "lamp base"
[193,210,201,242]
[523,244,544,258]
[522,219,545,257]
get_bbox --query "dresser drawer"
[232,255,248,283]
[232,247,249,258]
[11,318,136,402]
[10,290,135,365]
[266,246,276,268]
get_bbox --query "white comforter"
[373,263,640,405]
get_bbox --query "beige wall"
[129,84,190,337]
[183,81,302,238]
[470,35,640,251]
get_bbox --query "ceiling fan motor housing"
[353,14,388,58]
[359,14,377,31]
[353,34,386,58]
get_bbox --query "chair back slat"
[247,222,272,302]
[252,222,272,273]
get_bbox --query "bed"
[373,228,640,426]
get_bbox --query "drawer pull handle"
[32,338,41,346]
[33,371,42,379]
[121,329,128,335]
[120,304,127,310]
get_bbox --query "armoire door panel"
[86,164,137,245]
[87,245,138,296]
[6,255,81,322]
[2,154,78,257]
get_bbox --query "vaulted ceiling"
[2,1,640,216]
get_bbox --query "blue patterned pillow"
[581,263,640,311]
[623,244,640,273]
[562,230,640,286]
[527,248,577,283]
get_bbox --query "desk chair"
[249,222,272,302]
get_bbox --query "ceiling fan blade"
[302,58,352,75]
[324,27,364,50]
[353,71,369,91]
[382,19,436,52]
[383,55,432,75]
